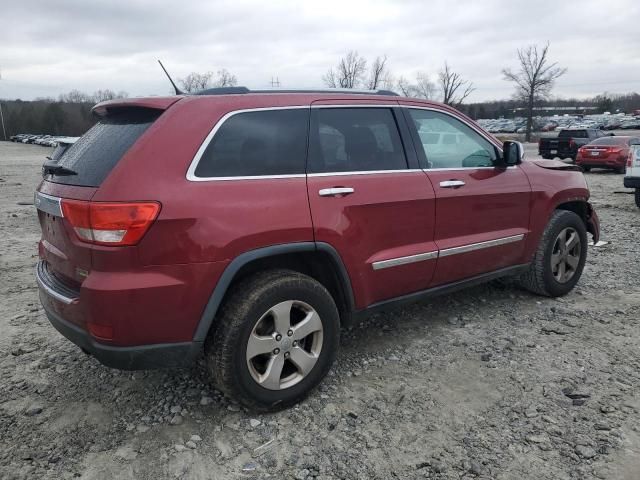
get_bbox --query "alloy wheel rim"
[246,300,323,391]
[551,227,581,283]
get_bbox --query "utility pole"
[270,76,281,88]
[0,69,7,140]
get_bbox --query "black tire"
[542,155,553,160]
[635,189,640,209]
[581,165,591,172]
[518,210,588,297]
[616,167,626,174]
[205,269,340,411]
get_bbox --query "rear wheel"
[518,210,587,297]
[635,189,640,208]
[581,165,591,172]
[206,270,340,411]
[616,166,626,174]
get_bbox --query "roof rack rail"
[194,87,399,96]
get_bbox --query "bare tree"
[179,72,214,93]
[213,69,238,88]
[395,72,435,99]
[438,62,474,108]
[92,89,129,102]
[366,55,394,90]
[179,70,238,93]
[323,51,367,89]
[502,42,567,141]
[415,72,437,100]
[396,76,413,97]
[58,89,92,103]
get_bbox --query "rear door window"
[47,108,161,187]
[194,109,309,178]
[308,108,407,173]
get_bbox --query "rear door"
[402,106,531,286]
[306,102,437,308]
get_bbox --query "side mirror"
[501,141,524,167]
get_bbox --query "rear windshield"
[559,130,587,138]
[587,137,630,146]
[47,108,161,187]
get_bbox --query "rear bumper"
[43,299,202,370]
[36,259,207,370]
[576,157,626,168]
[624,177,640,189]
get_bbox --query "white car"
[624,144,640,208]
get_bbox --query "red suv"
[35,89,600,410]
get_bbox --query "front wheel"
[518,210,588,297]
[206,270,340,411]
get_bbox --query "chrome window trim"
[308,169,422,177]
[34,191,63,217]
[186,103,510,182]
[186,106,309,182]
[439,234,524,258]
[372,234,525,270]
[372,251,438,270]
[310,104,399,109]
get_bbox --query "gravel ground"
[1,141,639,480]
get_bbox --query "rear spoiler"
[92,96,183,117]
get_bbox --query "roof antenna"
[157,60,184,95]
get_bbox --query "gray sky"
[1,0,639,102]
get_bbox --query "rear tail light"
[569,139,576,149]
[61,200,161,246]
[608,148,622,154]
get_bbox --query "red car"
[35,89,600,410]
[576,136,640,173]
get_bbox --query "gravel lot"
[1,141,639,480]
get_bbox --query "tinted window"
[559,130,587,138]
[195,109,309,177]
[408,109,497,168]
[587,137,631,146]
[308,108,407,173]
[49,108,161,186]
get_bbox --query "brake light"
[569,139,576,148]
[608,148,622,154]
[61,200,161,246]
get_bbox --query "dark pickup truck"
[539,129,606,161]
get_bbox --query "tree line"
[2,44,639,140]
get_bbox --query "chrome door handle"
[319,187,355,197]
[439,180,465,188]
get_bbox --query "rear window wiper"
[42,160,77,176]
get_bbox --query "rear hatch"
[36,102,171,290]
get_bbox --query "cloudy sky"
[1,0,639,102]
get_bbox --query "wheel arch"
[192,242,355,342]
[555,199,599,242]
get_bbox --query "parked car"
[34,89,600,410]
[538,129,607,161]
[576,136,640,173]
[620,120,640,130]
[624,145,640,208]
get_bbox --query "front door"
[306,104,437,308]
[403,106,532,286]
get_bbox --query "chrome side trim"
[34,191,63,217]
[439,234,524,258]
[308,169,422,177]
[372,251,438,270]
[186,106,309,182]
[35,264,78,305]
